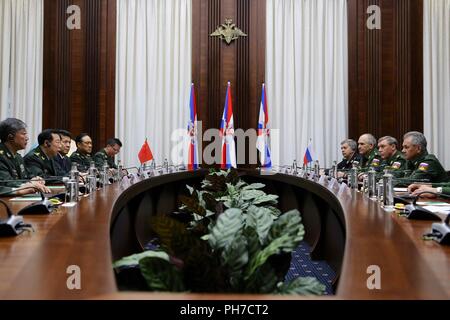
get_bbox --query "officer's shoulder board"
[34,151,45,160]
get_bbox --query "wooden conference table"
[0,169,448,300]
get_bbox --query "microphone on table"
[0,185,56,237]
[0,186,56,215]
[403,191,450,221]
[0,199,34,237]
[412,192,450,245]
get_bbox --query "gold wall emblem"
[210,19,247,44]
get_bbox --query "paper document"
[9,197,42,202]
[416,201,450,206]
[422,206,450,214]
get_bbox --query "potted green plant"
[113,169,325,295]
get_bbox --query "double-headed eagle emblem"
[210,19,247,44]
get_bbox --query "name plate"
[329,178,339,189]
[318,175,327,185]
[338,182,351,197]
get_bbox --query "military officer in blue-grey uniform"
[54,129,72,176]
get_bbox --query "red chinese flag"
[138,139,154,164]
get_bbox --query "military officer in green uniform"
[70,133,93,172]
[377,136,407,177]
[93,138,122,170]
[358,133,382,171]
[24,129,61,179]
[399,131,449,184]
[0,118,50,195]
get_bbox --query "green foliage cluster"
[113,169,325,295]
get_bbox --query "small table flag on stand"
[220,82,237,169]
[256,83,272,169]
[303,140,314,167]
[138,138,154,165]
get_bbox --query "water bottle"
[367,167,377,199]
[383,172,394,210]
[314,160,320,177]
[101,162,109,187]
[87,174,97,194]
[348,165,358,190]
[69,163,79,202]
[329,161,336,178]
[377,180,384,203]
[292,160,298,175]
[116,160,123,182]
[88,162,96,176]
[66,180,78,203]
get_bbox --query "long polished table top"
[0,171,449,300]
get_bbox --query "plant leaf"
[242,183,266,190]
[186,185,195,195]
[150,215,206,260]
[246,205,274,244]
[277,277,326,295]
[266,206,282,217]
[208,208,244,251]
[241,189,266,201]
[221,233,248,289]
[267,210,304,246]
[139,257,185,292]
[113,250,170,269]
[251,194,279,205]
[243,227,261,259]
[179,195,206,216]
[244,261,279,293]
[245,210,304,279]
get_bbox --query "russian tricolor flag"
[256,83,272,168]
[303,140,314,166]
[187,83,199,170]
[220,82,237,169]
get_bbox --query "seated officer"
[24,129,61,179]
[70,133,93,172]
[337,139,361,171]
[93,138,122,170]
[377,136,406,177]
[332,139,361,178]
[401,131,448,184]
[54,129,72,175]
[358,133,382,170]
[0,118,50,195]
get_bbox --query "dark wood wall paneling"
[43,0,424,155]
[348,0,423,143]
[43,0,116,152]
[192,0,266,166]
